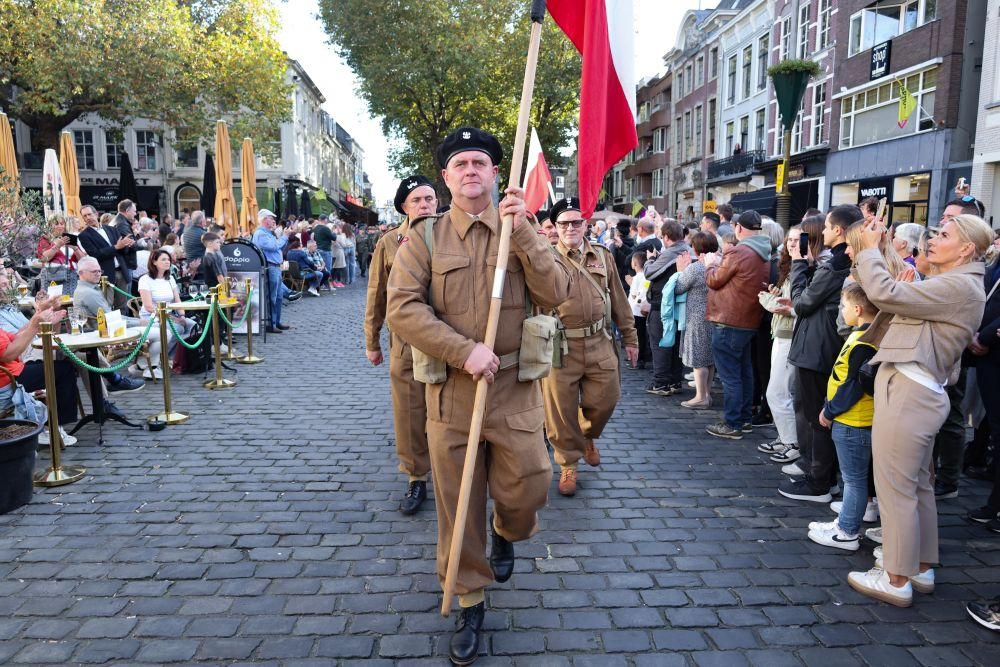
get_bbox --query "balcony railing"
[706,149,765,182]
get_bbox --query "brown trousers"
[872,365,949,576]
[426,368,552,595]
[542,334,620,467]
[388,331,430,478]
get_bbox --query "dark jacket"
[973,258,1000,364]
[644,241,690,311]
[78,225,126,278]
[705,235,771,329]
[787,243,852,374]
[610,234,636,291]
[634,236,661,257]
[111,213,138,269]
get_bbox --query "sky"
[277,0,705,208]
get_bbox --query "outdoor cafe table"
[33,326,145,436]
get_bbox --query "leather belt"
[498,351,519,369]
[563,317,607,339]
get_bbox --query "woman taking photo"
[37,214,86,296]
[848,214,993,607]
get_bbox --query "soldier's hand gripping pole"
[440,0,547,617]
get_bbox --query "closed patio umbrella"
[213,120,238,238]
[273,188,282,222]
[0,112,19,202]
[300,190,312,219]
[42,148,67,221]
[239,137,259,236]
[59,131,82,227]
[118,151,139,205]
[201,153,217,216]
[285,184,298,218]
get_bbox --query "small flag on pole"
[631,199,643,217]
[897,80,918,128]
[523,127,553,214]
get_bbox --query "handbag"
[859,361,879,396]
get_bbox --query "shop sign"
[703,200,717,213]
[870,41,891,80]
[857,177,892,202]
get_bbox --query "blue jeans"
[832,421,872,535]
[345,248,357,284]
[266,266,282,327]
[710,325,755,429]
[319,251,333,282]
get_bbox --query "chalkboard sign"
[871,41,891,80]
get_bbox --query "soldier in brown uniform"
[387,127,570,665]
[364,175,439,515]
[543,198,639,497]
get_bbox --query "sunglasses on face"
[555,219,586,228]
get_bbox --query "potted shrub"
[0,419,44,513]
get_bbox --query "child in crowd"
[721,233,738,252]
[808,282,878,551]
[627,251,651,369]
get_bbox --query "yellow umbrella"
[0,112,19,200]
[239,137,259,236]
[59,131,82,226]
[213,120,238,238]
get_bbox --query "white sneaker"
[873,547,935,593]
[58,427,76,446]
[808,518,838,531]
[308,287,321,297]
[687,380,696,388]
[808,523,859,551]
[128,363,145,378]
[143,367,163,380]
[219,344,229,354]
[830,499,879,522]
[38,428,49,445]
[865,526,883,544]
[782,461,806,476]
[848,567,912,607]
[684,372,694,381]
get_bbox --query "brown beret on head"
[394,174,434,214]
[437,126,503,169]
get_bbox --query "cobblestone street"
[1,280,999,666]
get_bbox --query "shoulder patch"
[399,236,409,244]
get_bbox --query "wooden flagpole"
[440,0,547,617]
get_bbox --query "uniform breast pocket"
[487,254,525,311]
[431,253,471,315]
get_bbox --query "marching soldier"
[364,175,438,515]
[543,198,639,496]
[387,127,570,665]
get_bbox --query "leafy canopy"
[319,0,581,189]
[0,0,291,153]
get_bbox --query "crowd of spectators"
[572,189,1000,622]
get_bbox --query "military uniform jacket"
[386,205,570,371]
[554,239,638,349]
[364,223,408,352]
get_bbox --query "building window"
[725,121,735,155]
[742,45,753,99]
[653,169,665,198]
[811,82,827,146]
[695,56,705,87]
[708,98,717,155]
[709,46,719,79]
[694,104,703,158]
[173,128,199,169]
[653,127,666,153]
[848,0,938,57]
[779,16,791,60]
[73,130,95,171]
[754,107,766,151]
[676,72,684,101]
[727,54,737,104]
[555,175,565,188]
[675,117,682,160]
[685,64,693,95]
[817,0,832,51]
[684,110,692,161]
[175,184,201,216]
[739,115,750,153]
[838,67,937,149]
[135,130,157,170]
[105,130,125,170]
[797,3,810,58]
[792,105,805,153]
[757,34,770,91]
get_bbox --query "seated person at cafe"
[74,257,164,381]
[138,250,196,355]
[285,237,323,296]
[305,239,332,290]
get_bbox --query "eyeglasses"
[555,219,586,229]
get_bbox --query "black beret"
[394,174,434,215]
[736,209,762,230]
[549,197,582,223]
[437,126,503,169]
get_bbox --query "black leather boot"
[449,601,485,665]
[400,480,426,515]
[489,514,514,583]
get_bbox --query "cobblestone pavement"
[1,279,999,666]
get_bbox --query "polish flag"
[523,127,553,214]
[548,0,638,217]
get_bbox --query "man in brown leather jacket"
[703,210,771,440]
[386,127,570,665]
[364,175,438,515]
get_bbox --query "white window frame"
[695,55,705,88]
[707,98,717,155]
[838,67,937,149]
[653,169,665,198]
[817,0,832,51]
[757,34,770,91]
[742,44,753,100]
[811,82,827,146]
[754,107,766,152]
[73,129,95,171]
[727,54,738,105]
[725,121,735,155]
[135,130,158,171]
[779,16,791,60]
[797,3,811,59]
[685,64,693,95]
[694,104,703,158]
[709,47,719,80]
[848,0,938,58]
[653,127,666,153]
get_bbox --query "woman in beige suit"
[847,214,993,607]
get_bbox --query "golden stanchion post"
[237,278,263,364]
[34,321,85,486]
[149,302,189,424]
[203,286,235,389]
[224,311,237,361]
[99,276,110,304]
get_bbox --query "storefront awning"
[729,188,776,218]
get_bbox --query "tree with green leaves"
[0,0,291,154]
[319,0,581,192]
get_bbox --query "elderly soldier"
[364,175,438,515]
[544,198,638,496]
[387,127,570,665]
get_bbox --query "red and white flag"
[522,127,553,214]
[548,0,638,217]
